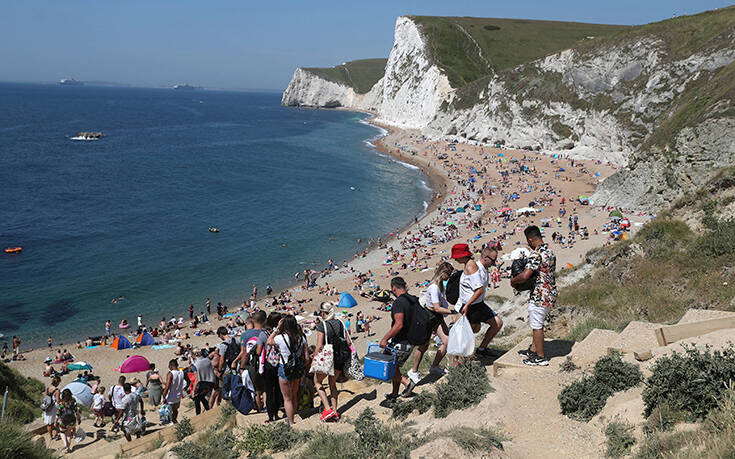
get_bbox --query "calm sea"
[0,83,431,345]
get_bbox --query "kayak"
[4,247,21,253]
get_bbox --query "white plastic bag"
[447,315,475,356]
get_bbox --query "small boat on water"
[71,131,104,141]
[209,227,220,233]
[4,247,22,254]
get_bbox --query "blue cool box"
[363,344,397,381]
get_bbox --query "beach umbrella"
[62,382,93,407]
[67,362,93,371]
[135,332,155,346]
[120,355,150,373]
[609,210,624,219]
[595,172,602,177]
[338,292,358,308]
[110,335,132,350]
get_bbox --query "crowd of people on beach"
[15,134,656,456]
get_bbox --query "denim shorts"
[277,363,286,380]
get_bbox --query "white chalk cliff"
[283,15,735,211]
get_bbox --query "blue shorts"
[277,363,286,380]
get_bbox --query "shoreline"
[9,112,449,350]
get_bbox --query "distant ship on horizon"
[59,78,84,86]
[173,83,199,90]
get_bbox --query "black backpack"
[445,270,462,305]
[280,337,305,380]
[404,294,433,345]
[222,338,241,369]
[326,320,350,365]
[511,258,538,291]
[61,402,77,425]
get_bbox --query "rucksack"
[242,334,261,367]
[326,320,350,365]
[511,258,538,291]
[222,338,241,369]
[404,294,433,346]
[61,402,77,425]
[279,337,305,380]
[445,270,462,305]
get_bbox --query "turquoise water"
[0,84,431,345]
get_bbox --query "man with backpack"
[236,310,267,412]
[380,276,431,400]
[210,326,239,408]
[511,225,557,366]
[109,375,126,431]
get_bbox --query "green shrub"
[559,352,643,421]
[0,422,56,459]
[241,421,303,455]
[605,421,636,457]
[297,408,425,459]
[171,430,238,459]
[297,431,360,459]
[691,218,735,258]
[391,391,435,420]
[445,427,506,452]
[643,403,684,434]
[594,352,643,392]
[434,361,493,418]
[558,376,610,421]
[175,417,194,440]
[643,344,735,419]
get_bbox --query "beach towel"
[151,345,175,350]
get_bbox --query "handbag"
[123,414,142,434]
[309,321,335,376]
[346,346,364,381]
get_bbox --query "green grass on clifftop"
[303,58,387,94]
[410,16,628,88]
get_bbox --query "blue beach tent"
[110,335,132,350]
[135,332,155,346]
[338,292,358,308]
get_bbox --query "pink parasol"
[119,355,150,373]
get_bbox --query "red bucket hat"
[451,243,472,259]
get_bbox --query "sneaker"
[518,346,535,357]
[400,380,417,398]
[407,369,421,384]
[320,408,335,422]
[429,365,446,376]
[523,355,549,366]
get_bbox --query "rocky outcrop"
[593,118,735,210]
[280,68,383,111]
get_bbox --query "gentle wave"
[398,160,420,170]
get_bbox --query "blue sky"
[1,1,732,90]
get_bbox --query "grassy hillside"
[303,58,387,94]
[558,168,735,340]
[409,16,628,88]
[0,362,44,424]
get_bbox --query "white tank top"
[166,369,184,404]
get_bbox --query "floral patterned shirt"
[526,243,558,307]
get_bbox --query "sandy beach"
[9,120,650,453]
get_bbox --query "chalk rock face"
[280,68,383,111]
[373,16,453,129]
